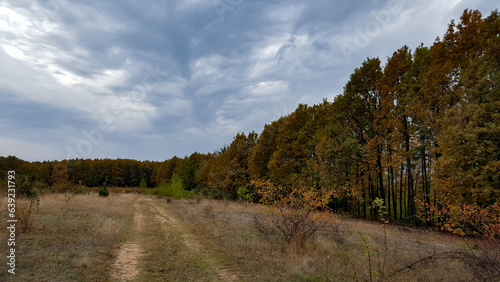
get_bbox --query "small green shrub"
[151,174,195,199]
[237,185,260,203]
[98,182,109,197]
[237,186,252,202]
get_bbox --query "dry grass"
[138,198,218,281]
[0,193,494,281]
[0,193,222,281]
[0,193,136,281]
[163,199,483,281]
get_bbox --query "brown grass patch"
[0,193,494,281]
[0,193,136,281]
[138,198,219,281]
[162,198,483,281]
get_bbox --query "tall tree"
[249,119,284,180]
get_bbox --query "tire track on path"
[147,198,239,282]
[110,201,145,281]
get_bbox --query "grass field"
[0,193,490,281]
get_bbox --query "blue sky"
[0,0,498,161]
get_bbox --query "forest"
[2,9,499,237]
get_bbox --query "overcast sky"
[0,0,497,162]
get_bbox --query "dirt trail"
[148,199,239,282]
[110,203,145,281]
[110,196,239,281]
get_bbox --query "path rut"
[148,199,239,282]
[111,197,239,281]
[110,204,145,281]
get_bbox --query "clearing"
[0,193,488,281]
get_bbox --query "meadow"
[1,192,496,281]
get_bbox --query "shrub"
[439,202,500,237]
[139,178,149,194]
[98,182,109,197]
[251,180,338,248]
[139,178,147,189]
[151,174,195,199]
[11,176,42,233]
[17,188,40,233]
[236,185,259,203]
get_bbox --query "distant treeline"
[1,9,499,234]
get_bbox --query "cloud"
[0,0,498,161]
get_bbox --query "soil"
[110,203,145,281]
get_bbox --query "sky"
[0,0,498,162]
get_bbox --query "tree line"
[2,9,499,235]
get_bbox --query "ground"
[0,193,485,281]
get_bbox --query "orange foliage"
[251,180,337,247]
[440,202,500,238]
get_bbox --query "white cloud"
[1,44,27,60]
[1,0,499,161]
[266,3,306,23]
[245,80,289,97]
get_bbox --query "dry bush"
[17,189,40,233]
[337,232,394,281]
[17,198,38,232]
[251,214,282,246]
[353,233,500,282]
[251,181,339,248]
[155,194,484,281]
[323,216,348,243]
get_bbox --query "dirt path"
[110,196,238,281]
[148,199,239,282]
[110,203,145,281]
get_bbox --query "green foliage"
[268,104,319,187]
[249,121,282,180]
[139,178,147,189]
[198,132,258,197]
[98,182,109,197]
[371,197,389,223]
[151,174,196,199]
[180,153,202,191]
[236,186,258,202]
[152,156,182,185]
